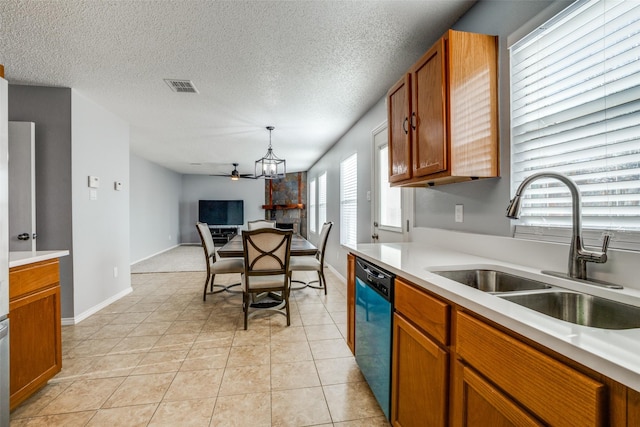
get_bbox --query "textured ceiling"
[0,0,475,176]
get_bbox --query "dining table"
[216,233,318,258]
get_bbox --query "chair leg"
[243,292,249,330]
[319,270,327,295]
[203,274,211,301]
[210,274,216,292]
[284,285,291,326]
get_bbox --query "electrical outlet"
[455,204,464,223]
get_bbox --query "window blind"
[340,154,358,246]
[379,145,402,229]
[309,178,317,233]
[510,0,640,232]
[318,172,327,227]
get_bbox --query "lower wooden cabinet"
[347,254,640,425]
[454,311,605,426]
[392,278,450,427]
[346,253,355,354]
[9,259,62,410]
[392,313,448,427]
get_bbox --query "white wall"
[130,153,181,263]
[179,175,265,244]
[71,90,131,319]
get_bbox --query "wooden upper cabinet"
[411,38,447,178]
[387,74,412,183]
[388,29,499,187]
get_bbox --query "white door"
[8,121,36,251]
[371,123,412,243]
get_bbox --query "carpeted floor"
[131,245,206,273]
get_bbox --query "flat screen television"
[198,200,244,226]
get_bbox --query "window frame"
[509,0,640,251]
[309,177,317,234]
[340,153,358,246]
[318,172,327,229]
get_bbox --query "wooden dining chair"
[241,228,293,329]
[247,219,276,230]
[289,222,333,294]
[196,222,244,301]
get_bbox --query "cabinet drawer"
[456,311,605,426]
[9,259,60,300]
[395,278,449,345]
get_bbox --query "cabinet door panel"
[346,254,355,354]
[9,285,62,409]
[411,38,447,177]
[448,30,499,178]
[392,313,448,427]
[456,362,543,427]
[387,74,412,182]
[456,311,605,426]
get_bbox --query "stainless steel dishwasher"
[354,257,395,420]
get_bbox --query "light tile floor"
[10,269,390,426]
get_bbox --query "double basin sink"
[433,269,640,329]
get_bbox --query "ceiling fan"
[211,163,256,180]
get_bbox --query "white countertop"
[346,240,640,393]
[9,250,69,268]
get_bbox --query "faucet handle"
[600,232,612,254]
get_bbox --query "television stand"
[208,225,239,247]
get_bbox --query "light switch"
[455,204,464,222]
[88,175,100,188]
[114,181,123,191]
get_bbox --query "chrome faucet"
[506,172,619,288]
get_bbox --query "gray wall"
[307,98,387,278]
[414,0,565,235]
[306,1,566,277]
[130,153,181,263]
[179,175,265,244]
[8,86,132,319]
[8,86,75,316]
[71,90,130,316]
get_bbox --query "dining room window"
[318,172,327,227]
[309,178,317,234]
[340,153,358,246]
[510,0,640,249]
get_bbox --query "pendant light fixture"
[255,126,286,179]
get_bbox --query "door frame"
[370,121,413,243]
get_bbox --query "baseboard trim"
[327,264,345,283]
[130,244,181,266]
[62,286,133,325]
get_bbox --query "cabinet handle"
[17,233,30,241]
[411,112,417,130]
[402,117,408,135]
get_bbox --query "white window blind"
[309,178,317,233]
[510,0,640,233]
[340,154,358,246]
[318,172,327,227]
[379,145,402,229]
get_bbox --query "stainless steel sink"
[500,291,640,329]
[432,269,552,293]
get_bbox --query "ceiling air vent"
[164,79,198,93]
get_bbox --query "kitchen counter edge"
[345,242,640,393]
[9,250,69,268]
